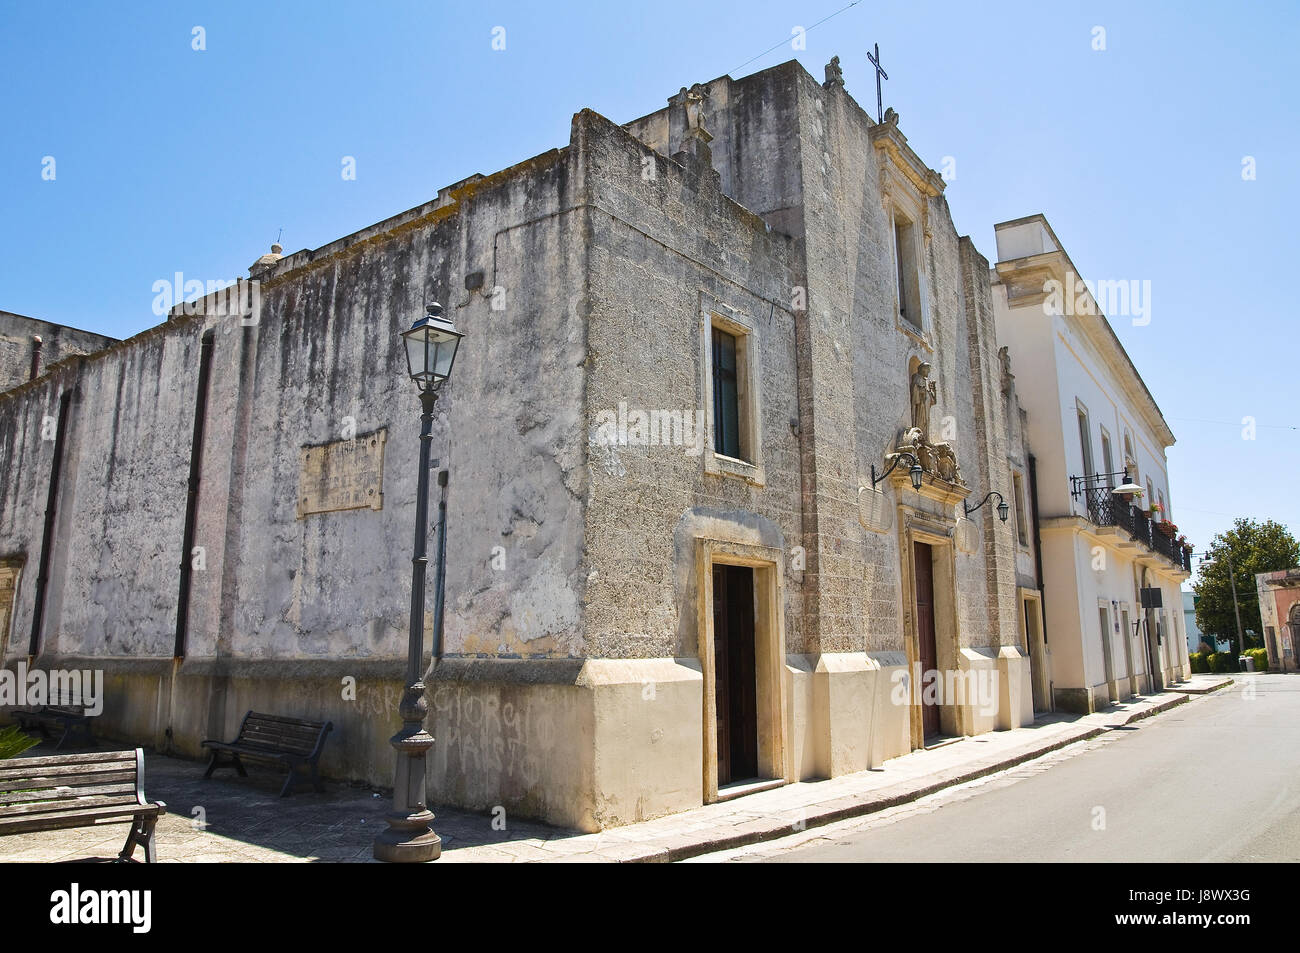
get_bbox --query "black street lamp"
[964,491,1010,523]
[871,451,925,492]
[374,303,463,864]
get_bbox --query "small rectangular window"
[1077,406,1094,478]
[894,215,921,329]
[711,326,741,459]
[1101,430,1115,487]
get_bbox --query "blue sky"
[2,0,1297,572]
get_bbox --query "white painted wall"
[992,215,1188,707]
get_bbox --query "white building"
[1183,590,1225,653]
[991,215,1191,712]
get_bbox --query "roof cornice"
[993,245,1175,449]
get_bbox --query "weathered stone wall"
[0,324,199,661]
[0,311,116,394]
[623,67,806,238]
[1,59,1036,830]
[620,62,1020,658]
[0,131,593,790]
[794,67,1020,657]
[957,236,1020,647]
[581,109,802,659]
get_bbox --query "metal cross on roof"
[866,42,888,123]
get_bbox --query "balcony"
[1075,482,1192,573]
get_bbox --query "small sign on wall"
[859,485,893,533]
[954,516,978,554]
[298,428,387,518]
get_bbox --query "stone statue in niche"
[888,361,965,487]
[910,361,937,443]
[999,346,1015,396]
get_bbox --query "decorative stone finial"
[669,83,718,185]
[671,84,713,143]
[249,242,285,278]
[998,346,1015,396]
[824,55,845,90]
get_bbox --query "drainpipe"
[1028,454,1051,706]
[174,331,215,659]
[29,387,73,657]
[1137,565,1160,693]
[430,469,450,667]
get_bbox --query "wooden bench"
[201,711,333,798]
[0,749,166,862]
[13,706,94,750]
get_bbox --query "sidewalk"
[500,674,1232,863]
[0,674,1232,863]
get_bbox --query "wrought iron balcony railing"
[1075,483,1191,572]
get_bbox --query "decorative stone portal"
[695,538,790,803]
[913,540,940,737]
[712,565,757,784]
[898,519,961,750]
[1019,587,1050,712]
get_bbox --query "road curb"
[1177,677,1234,695]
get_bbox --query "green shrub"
[1207,652,1239,674]
[1245,648,1270,672]
[0,725,38,760]
[1189,651,1209,674]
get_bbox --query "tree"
[1194,518,1299,656]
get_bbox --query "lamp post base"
[373,818,442,863]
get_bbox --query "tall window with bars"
[711,325,742,459]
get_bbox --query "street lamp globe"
[402,303,463,391]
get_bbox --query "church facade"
[1,59,1036,831]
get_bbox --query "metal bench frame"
[201,711,334,798]
[0,748,166,862]
[13,705,94,750]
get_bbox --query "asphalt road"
[723,675,1300,863]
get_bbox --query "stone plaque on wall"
[954,516,978,554]
[298,428,387,518]
[858,485,893,533]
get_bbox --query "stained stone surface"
[0,679,1225,863]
